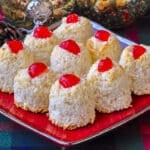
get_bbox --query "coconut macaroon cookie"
[24,26,58,65]
[86,30,122,62]
[53,13,93,43]
[14,62,56,113]
[119,44,150,95]
[0,40,34,93]
[87,57,132,113]
[50,39,92,77]
[49,74,95,130]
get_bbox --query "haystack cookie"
[119,44,150,95]
[86,30,122,62]
[49,74,95,130]
[53,13,93,43]
[24,26,58,65]
[87,57,132,113]
[50,39,92,77]
[0,40,34,93]
[14,62,56,113]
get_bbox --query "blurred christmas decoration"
[74,0,150,29]
[0,10,4,21]
[0,0,150,29]
[26,0,53,26]
[0,0,74,29]
[0,22,24,46]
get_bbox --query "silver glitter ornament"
[26,0,53,26]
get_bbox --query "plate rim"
[0,105,149,147]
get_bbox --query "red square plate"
[0,21,150,147]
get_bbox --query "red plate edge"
[0,92,150,147]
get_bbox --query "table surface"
[0,16,150,150]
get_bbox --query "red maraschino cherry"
[98,57,113,72]
[33,26,52,38]
[95,30,110,41]
[28,62,48,78]
[59,74,80,88]
[59,39,80,55]
[132,45,146,59]
[66,13,79,23]
[7,40,23,54]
